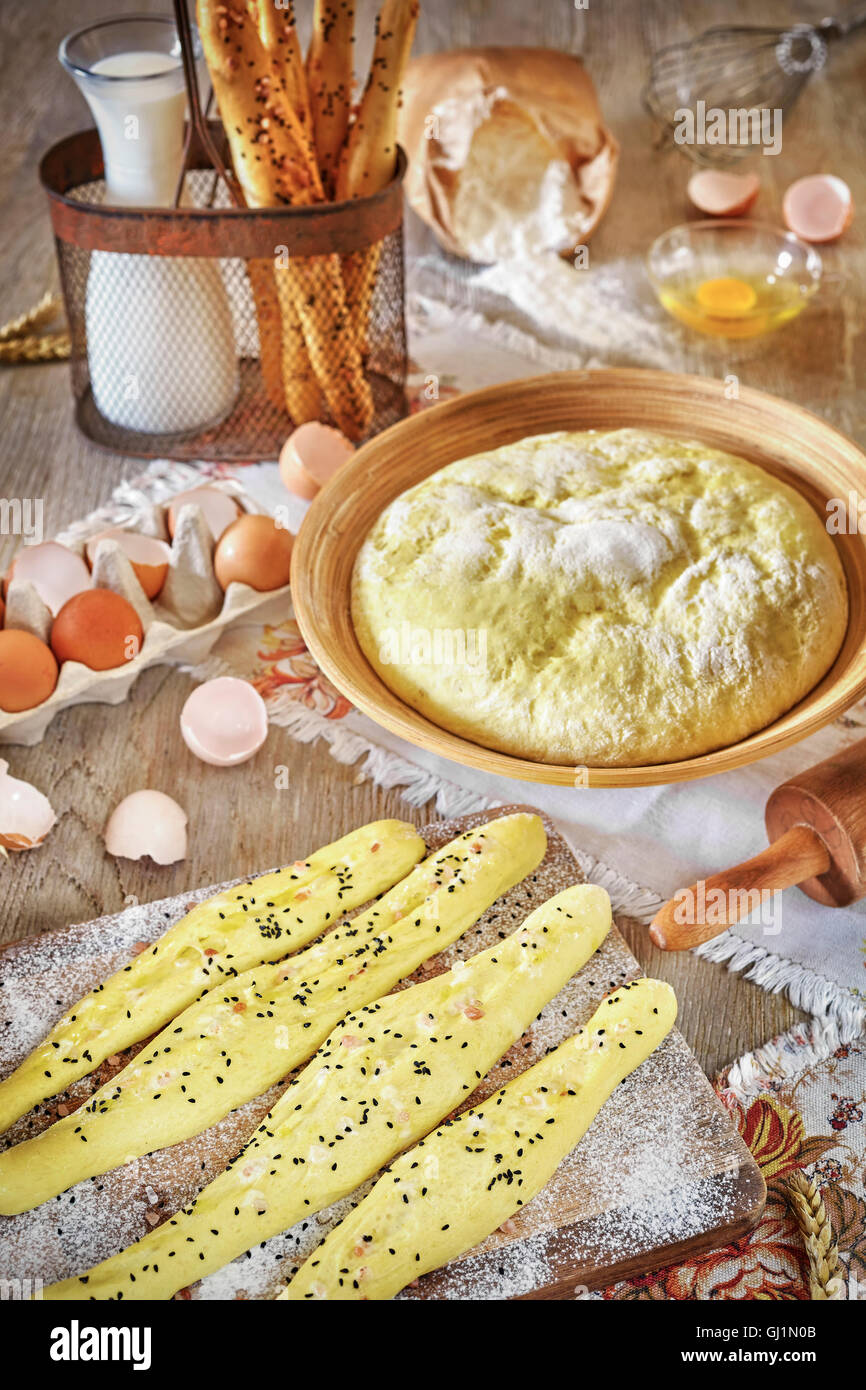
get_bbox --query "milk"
[63,37,239,434]
[87,50,187,208]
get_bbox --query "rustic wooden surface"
[1,0,865,1079]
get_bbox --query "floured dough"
[351,429,848,766]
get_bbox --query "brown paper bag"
[398,47,619,264]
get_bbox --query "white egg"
[0,759,57,851]
[104,790,188,865]
[180,677,268,766]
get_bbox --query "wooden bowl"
[291,369,866,788]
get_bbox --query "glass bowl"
[647,220,822,339]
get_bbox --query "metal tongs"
[172,0,243,208]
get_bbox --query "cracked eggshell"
[180,677,269,766]
[104,790,188,865]
[166,487,241,542]
[7,542,91,616]
[687,169,760,217]
[87,529,171,600]
[0,759,57,850]
[783,174,853,243]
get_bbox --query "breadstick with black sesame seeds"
[247,0,317,171]
[282,978,676,1301]
[246,257,291,410]
[42,880,608,1300]
[272,270,325,421]
[198,1,373,432]
[1,815,545,1214]
[336,0,418,356]
[197,0,323,416]
[0,820,424,1138]
[307,0,356,197]
[335,0,418,201]
[197,0,322,207]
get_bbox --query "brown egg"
[279,422,355,501]
[0,629,59,711]
[51,590,144,671]
[213,514,294,592]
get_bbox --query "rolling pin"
[650,737,866,951]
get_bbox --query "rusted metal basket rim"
[40,128,406,257]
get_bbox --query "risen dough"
[351,429,848,766]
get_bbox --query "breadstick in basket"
[307,0,356,196]
[197,0,321,208]
[336,0,419,355]
[247,1,316,165]
[197,0,321,416]
[336,0,418,200]
[198,2,371,432]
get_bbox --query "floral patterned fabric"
[604,1036,866,1300]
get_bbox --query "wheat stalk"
[0,292,64,343]
[785,1170,846,1300]
[0,332,70,364]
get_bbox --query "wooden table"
[1,0,864,1078]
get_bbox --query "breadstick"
[335,0,419,201]
[336,0,419,354]
[276,254,374,438]
[43,882,609,1299]
[0,815,546,1214]
[196,0,322,207]
[307,0,356,196]
[247,1,317,170]
[283,978,677,1300]
[247,257,288,410]
[197,0,324,415]
[273,272,324,422]
[0,821,424,1136]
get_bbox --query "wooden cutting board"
[0,808,764,1300]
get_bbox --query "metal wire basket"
[40,128,408,460]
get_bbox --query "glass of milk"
[59,15,195,208]
[59,16,238,436]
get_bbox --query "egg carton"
[0,481,290,747]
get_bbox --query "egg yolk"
[695,277,757,318]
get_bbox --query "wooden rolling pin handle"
[649,825,832,952]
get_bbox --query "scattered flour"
[0,810,754,1300]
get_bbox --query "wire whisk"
[644,10,866,164]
